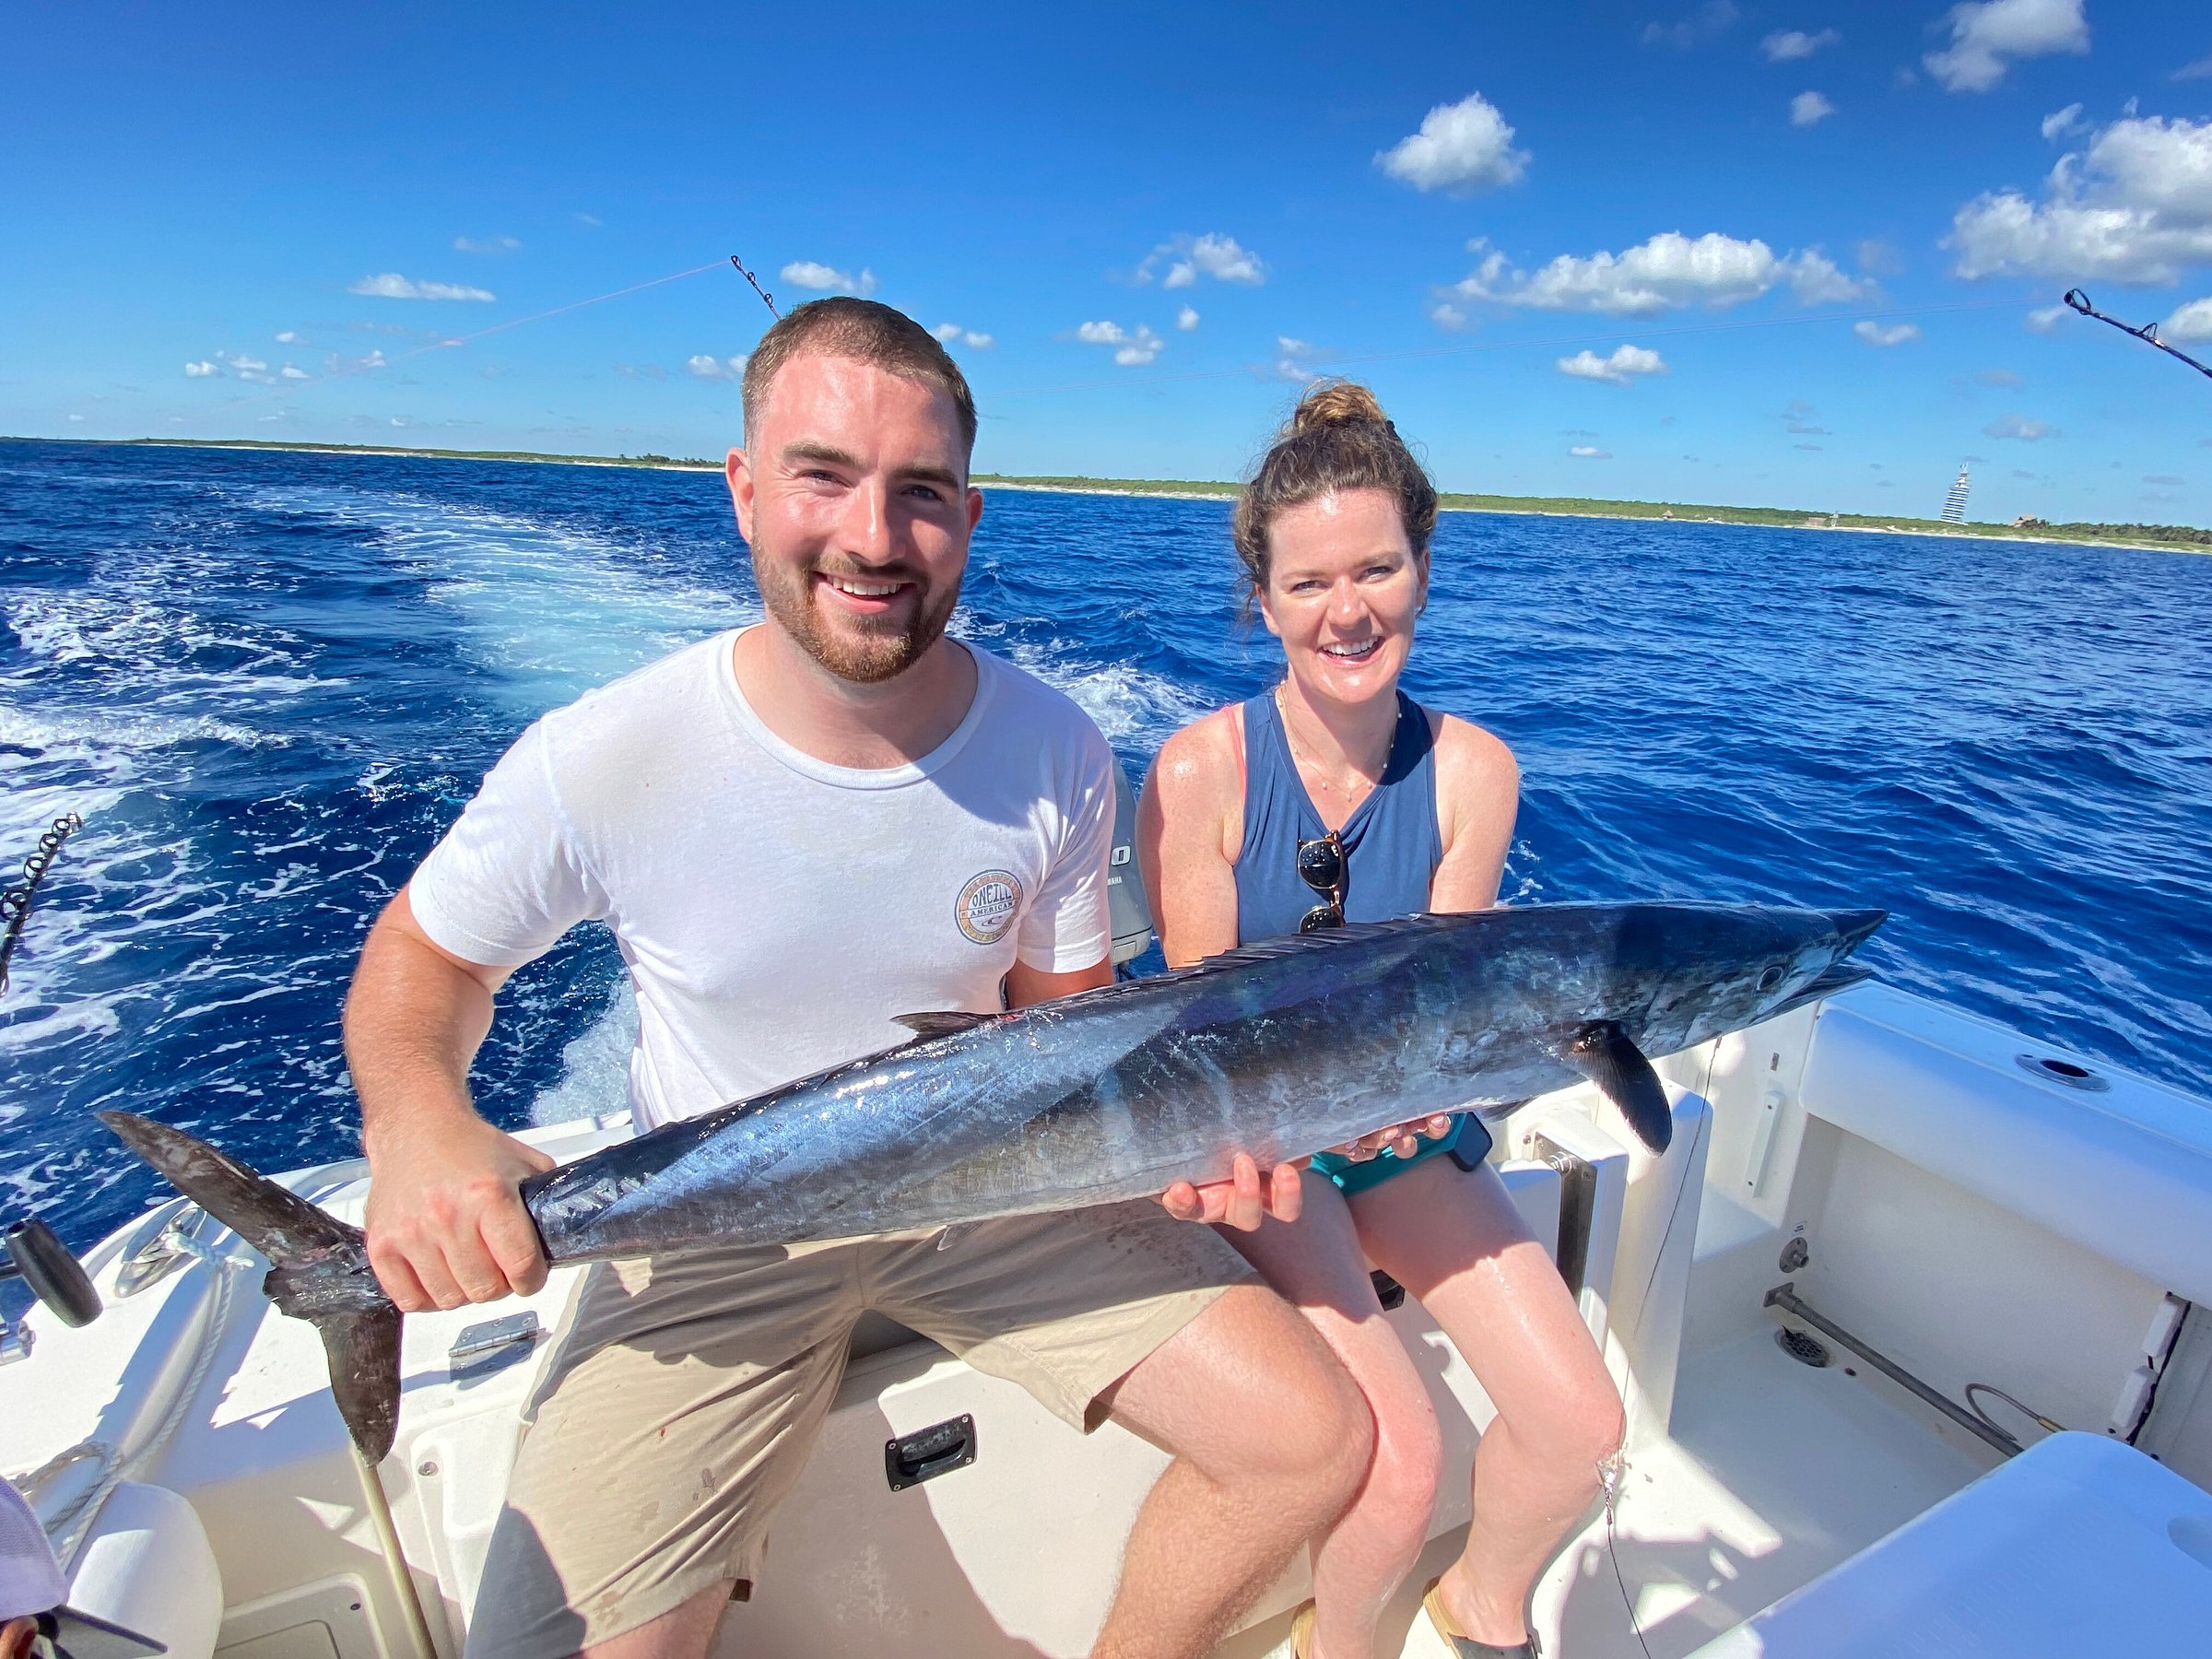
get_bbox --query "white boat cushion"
[1686,1431,2212,1657]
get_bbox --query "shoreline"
[7,436,2201,557]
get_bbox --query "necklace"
[1275,686,1384,806]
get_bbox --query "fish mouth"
[1826,908,1887,953]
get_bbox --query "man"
[345,298,1368,1659]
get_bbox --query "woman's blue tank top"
[1232,688,1443,942]
[1233,688,1481,1191]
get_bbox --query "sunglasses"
[1296,830,1347,933]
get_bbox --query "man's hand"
[364,1113,555,1312]
[1161,1152,1305,1232]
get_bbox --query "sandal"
[1421,1579,1540,1659]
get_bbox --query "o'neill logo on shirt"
[956,869,1022,945]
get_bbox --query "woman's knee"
[1524,1370,1625,1483]
[1365,1390,1443,1544]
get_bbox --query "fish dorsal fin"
[893,1010,993,1041]
[1177,913,1467,977]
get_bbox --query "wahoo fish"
[100,900,1882,1460]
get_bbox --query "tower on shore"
[1941,465,1971,524]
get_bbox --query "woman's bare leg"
[1221,1170,1441,1659]
[1350,1155,1625,1650]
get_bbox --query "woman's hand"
[1161,1152,1306,1231]
[1327,1113,1455,1161]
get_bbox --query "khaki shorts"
[464,1202,1255,1657]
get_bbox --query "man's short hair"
[741,299,979,460]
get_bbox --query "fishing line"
[309,257,738,391]
[205,255,748,412]
[993,297,2033,398]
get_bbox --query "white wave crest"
[529,981,639,1126]
[253,487,752,713]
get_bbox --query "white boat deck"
[1220,1329,1995,1659]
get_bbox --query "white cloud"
[280,364,310,380]
[275,330,300,344]
[1948,115,2212,283]
[1076,321,1163,365]
[1137,232,1265,288]
[182,360,217,377]
[2175,56,2212,82]
[1429,300,1469,330]
[1984,412,2058,440]
[1854,320,1923,345]
[1376,92,1530,194]
[2041,101,2086,140]
[1557,344,1668,383]
[685,354,747,381]
[1274,335,1324,382]
[228,355,267,373]
[1924,0,2088,94]
[348,272,497,301]
[453,235,522,253]
[1762,28,1840,61]
[931,323,994,348]
[2164,297,2212,340]
[2025,302,2071,331]
[1643,2,1739,50]
[1451,230,1870,315]
[1176,305,1200,331]
[1791,90,1836,127]
[1569,444,1613,458]
[781,261,877,297]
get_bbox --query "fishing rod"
[729,254,780,318]
[0,813,81,994]
[2063,289,2212,382]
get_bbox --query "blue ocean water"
[3,439,2208,1255]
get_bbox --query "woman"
[1138,382,1625,1659]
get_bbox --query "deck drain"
[1775,1327,1832,1368]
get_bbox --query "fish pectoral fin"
[1555,1021,1674,1155]
[892,1010,992,1041]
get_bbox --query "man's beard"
[752,544,964,686]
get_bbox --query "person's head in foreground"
[0,1477,160,1659]
[724,296,983,686]
[1234,378,1437,710]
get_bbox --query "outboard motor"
[1108,760,1154,968]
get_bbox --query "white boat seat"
[1801,986,2212,1306]
[65,1482,223,1659]
[1684,1431,2212,1657]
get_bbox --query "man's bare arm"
[346,888,554,1312]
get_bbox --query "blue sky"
[5,0,2208,524]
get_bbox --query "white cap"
[0,1477,165,1654]
[0,1477,65,1621]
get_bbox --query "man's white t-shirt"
[409,629,1116,1131]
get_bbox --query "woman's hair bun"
[1289,379,1390,437]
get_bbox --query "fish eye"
[1759,966,1784,992]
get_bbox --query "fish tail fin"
[97,1111,403,1463]
[1559,1021,1674,1155]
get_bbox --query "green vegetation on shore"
[101,436,721,469]
[9,439,2203,552]
[977,473,2212,551]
